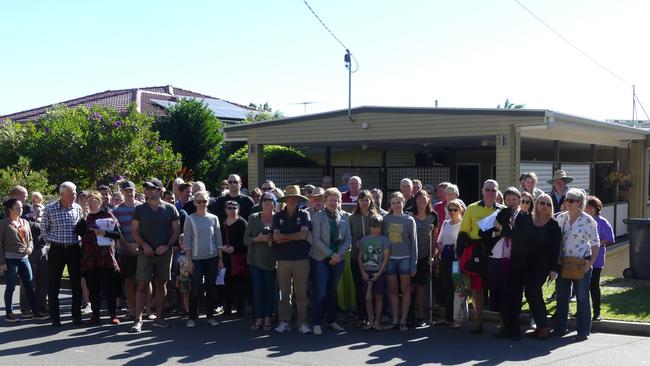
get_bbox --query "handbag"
[561,256,586,280]
[230,254,250,278]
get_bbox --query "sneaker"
[33,312,49,320]
[21,312,33,319]
[81,303,92,315]
[215,306,225,316]
[275,321,290,333]
[186,319,196,328]
[130,321,143,333]
[313,325,323,335]
[298,324,312,334]
[152,318,170,328]
[146,313,157,321]
[110,317,121,325]
[570,295,577,302]
[327,322,344,331]
[592,315,602,322]
[5,313,20,323]
[207,318,219,326]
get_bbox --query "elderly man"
[412,179,423,196]
[9,186,33,220]
[548,170,573,213]
[306,187,325,215]
[210,174,254,221]
[43,182,85,327]
[400,178,416,213]
[457,179,504,334]
[341,176,361,203]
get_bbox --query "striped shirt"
[42,200,83,245]
[113,203,140,255]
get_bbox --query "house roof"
[0,85,256,122]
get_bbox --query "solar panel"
[151,98,253,120]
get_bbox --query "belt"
[49,242,79,247]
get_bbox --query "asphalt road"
[1,286,649,366]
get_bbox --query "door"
[456,164,480,204]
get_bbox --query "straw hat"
[547,170,574,184]
[309,187,325,197]
[278,185,308,202]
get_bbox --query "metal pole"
[346,49,352,121]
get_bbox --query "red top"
[433,201,447,227]
[81,210,120,274]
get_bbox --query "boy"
[358,214,390,330]
[176,234,190,316]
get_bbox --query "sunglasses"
[226,206,238,210]
[195,200,207,204]
[537,201,552,207]
[484,188,497,193]
[521,200,533,205]
[228,180,239,184]
[447,208,459,212]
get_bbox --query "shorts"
[362,271,386,295]
[136,252,173,282]
[386,257,411,275]
[178,278,191,291]
[460,244,485,291]
[118,254,138,279]
[412,257,430,285]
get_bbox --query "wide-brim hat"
[547,170,574,184]
[309,187,325,197]
[279,185,308,202]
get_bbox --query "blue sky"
[1,0,648,120]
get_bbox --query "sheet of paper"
[477,209,500,232]
[94,218,116,246]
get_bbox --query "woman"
[1,198,48,322]
[507,194,561,339]
[553,188,600,341]
[220,200,250,317]
[435,199,463,327]
[183,190,222,327]
[410,190,437,326]
[349,190,378,326]
[585,195,614,322]
[309,188,352,335]
[370,188,388,215]
[244,192,277,330]
[383,192,417,331]
[521,191,534,214]
[78,191,121,325]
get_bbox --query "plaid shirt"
[42,200,83,245]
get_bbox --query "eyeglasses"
[228,180,239,184]
[537,201,552,207]
[483,188,497,193]
[226,206,238,210]
[521,200,533,205]
[195,200,207,204]
[447,208,459,212]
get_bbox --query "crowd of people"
[0,169,614,342]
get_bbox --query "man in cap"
[130,178,180,332]
[273,185,312,334]
[548,170,573,214]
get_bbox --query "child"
[358,214,390,331]
[31,191,45,221]
[176,234,190,316]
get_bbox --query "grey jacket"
[309,210,352,261]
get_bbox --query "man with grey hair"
[10,185,33,220]
[400,178,416,212]
[43,181,84,327]
[342,176,361,203]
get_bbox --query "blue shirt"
[272,208,311,261]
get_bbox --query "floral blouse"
[555,211,600,259]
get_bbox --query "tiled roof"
[0,85,255,122]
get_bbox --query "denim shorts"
[386,257,411,275]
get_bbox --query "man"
[457,179,504,334]
[400,178,416,212]
[261,180,276,193]
[43,182,84,327]
[306,187,325,215]
[548,170,573,214]
[210,174,254,221]
[130,178,181,332]
[113,180,142,322]
[338,173,351,193]
[172,177,185,200]
[433,182,452,223]
[341,176,361,203]
[412,179,423,196]
[98,185,113,211]
[321,176,334,189]
[522,172,544,200]
[176,182,192,211]
[273,185,312,334]
[10,185,33,220]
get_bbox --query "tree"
[154,98,224,173]
[11,104,182,189]
[0,157,55,201]
[497,98,526,109]
[246,102,284,122]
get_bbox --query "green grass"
[521,276,650,323]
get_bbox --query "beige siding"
[627,140,648,217]
[247,144,264,190]
[495,126,520,187]
[227,113,545,144]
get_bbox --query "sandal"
[373,323,383,331]
[383,322,397,330]
[399,322,408,332]
[361,322,373,331]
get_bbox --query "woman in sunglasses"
[520,192,534,214]
[435,199,464,328]
[220,200,250,318]
[508,193,561,339]
[183,190,223,327]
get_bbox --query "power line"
[303,0,348,50]
[513,0,631,86]
[636,94,650,121]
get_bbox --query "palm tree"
[497,98,525,109]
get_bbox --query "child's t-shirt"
[358,234,390,272]
[177,252,190,281]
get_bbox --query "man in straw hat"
[548,170,574,214]
[306,187,325,216]
[273,185,313,334]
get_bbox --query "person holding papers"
[77,191,122,325]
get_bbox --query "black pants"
[439,258,455,322]
[503,273,524,337]
[48,244,82,322]
[20,245,49,314]
[84,267,117,317]
[590,267,602,317]
[189,257,219,320]
[350,258,367,321]
[524,265,551,329]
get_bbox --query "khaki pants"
[277,259,310,324]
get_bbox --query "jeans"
[189,257,219,320]
[250,265,277,319]
[4,257,37,315]
[20,245,48,314]
[48,244,82,322]
[310,258,345,325]
[555,268,592,336]
[84,267,116,317]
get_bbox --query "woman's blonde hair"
[533,193,554,221]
